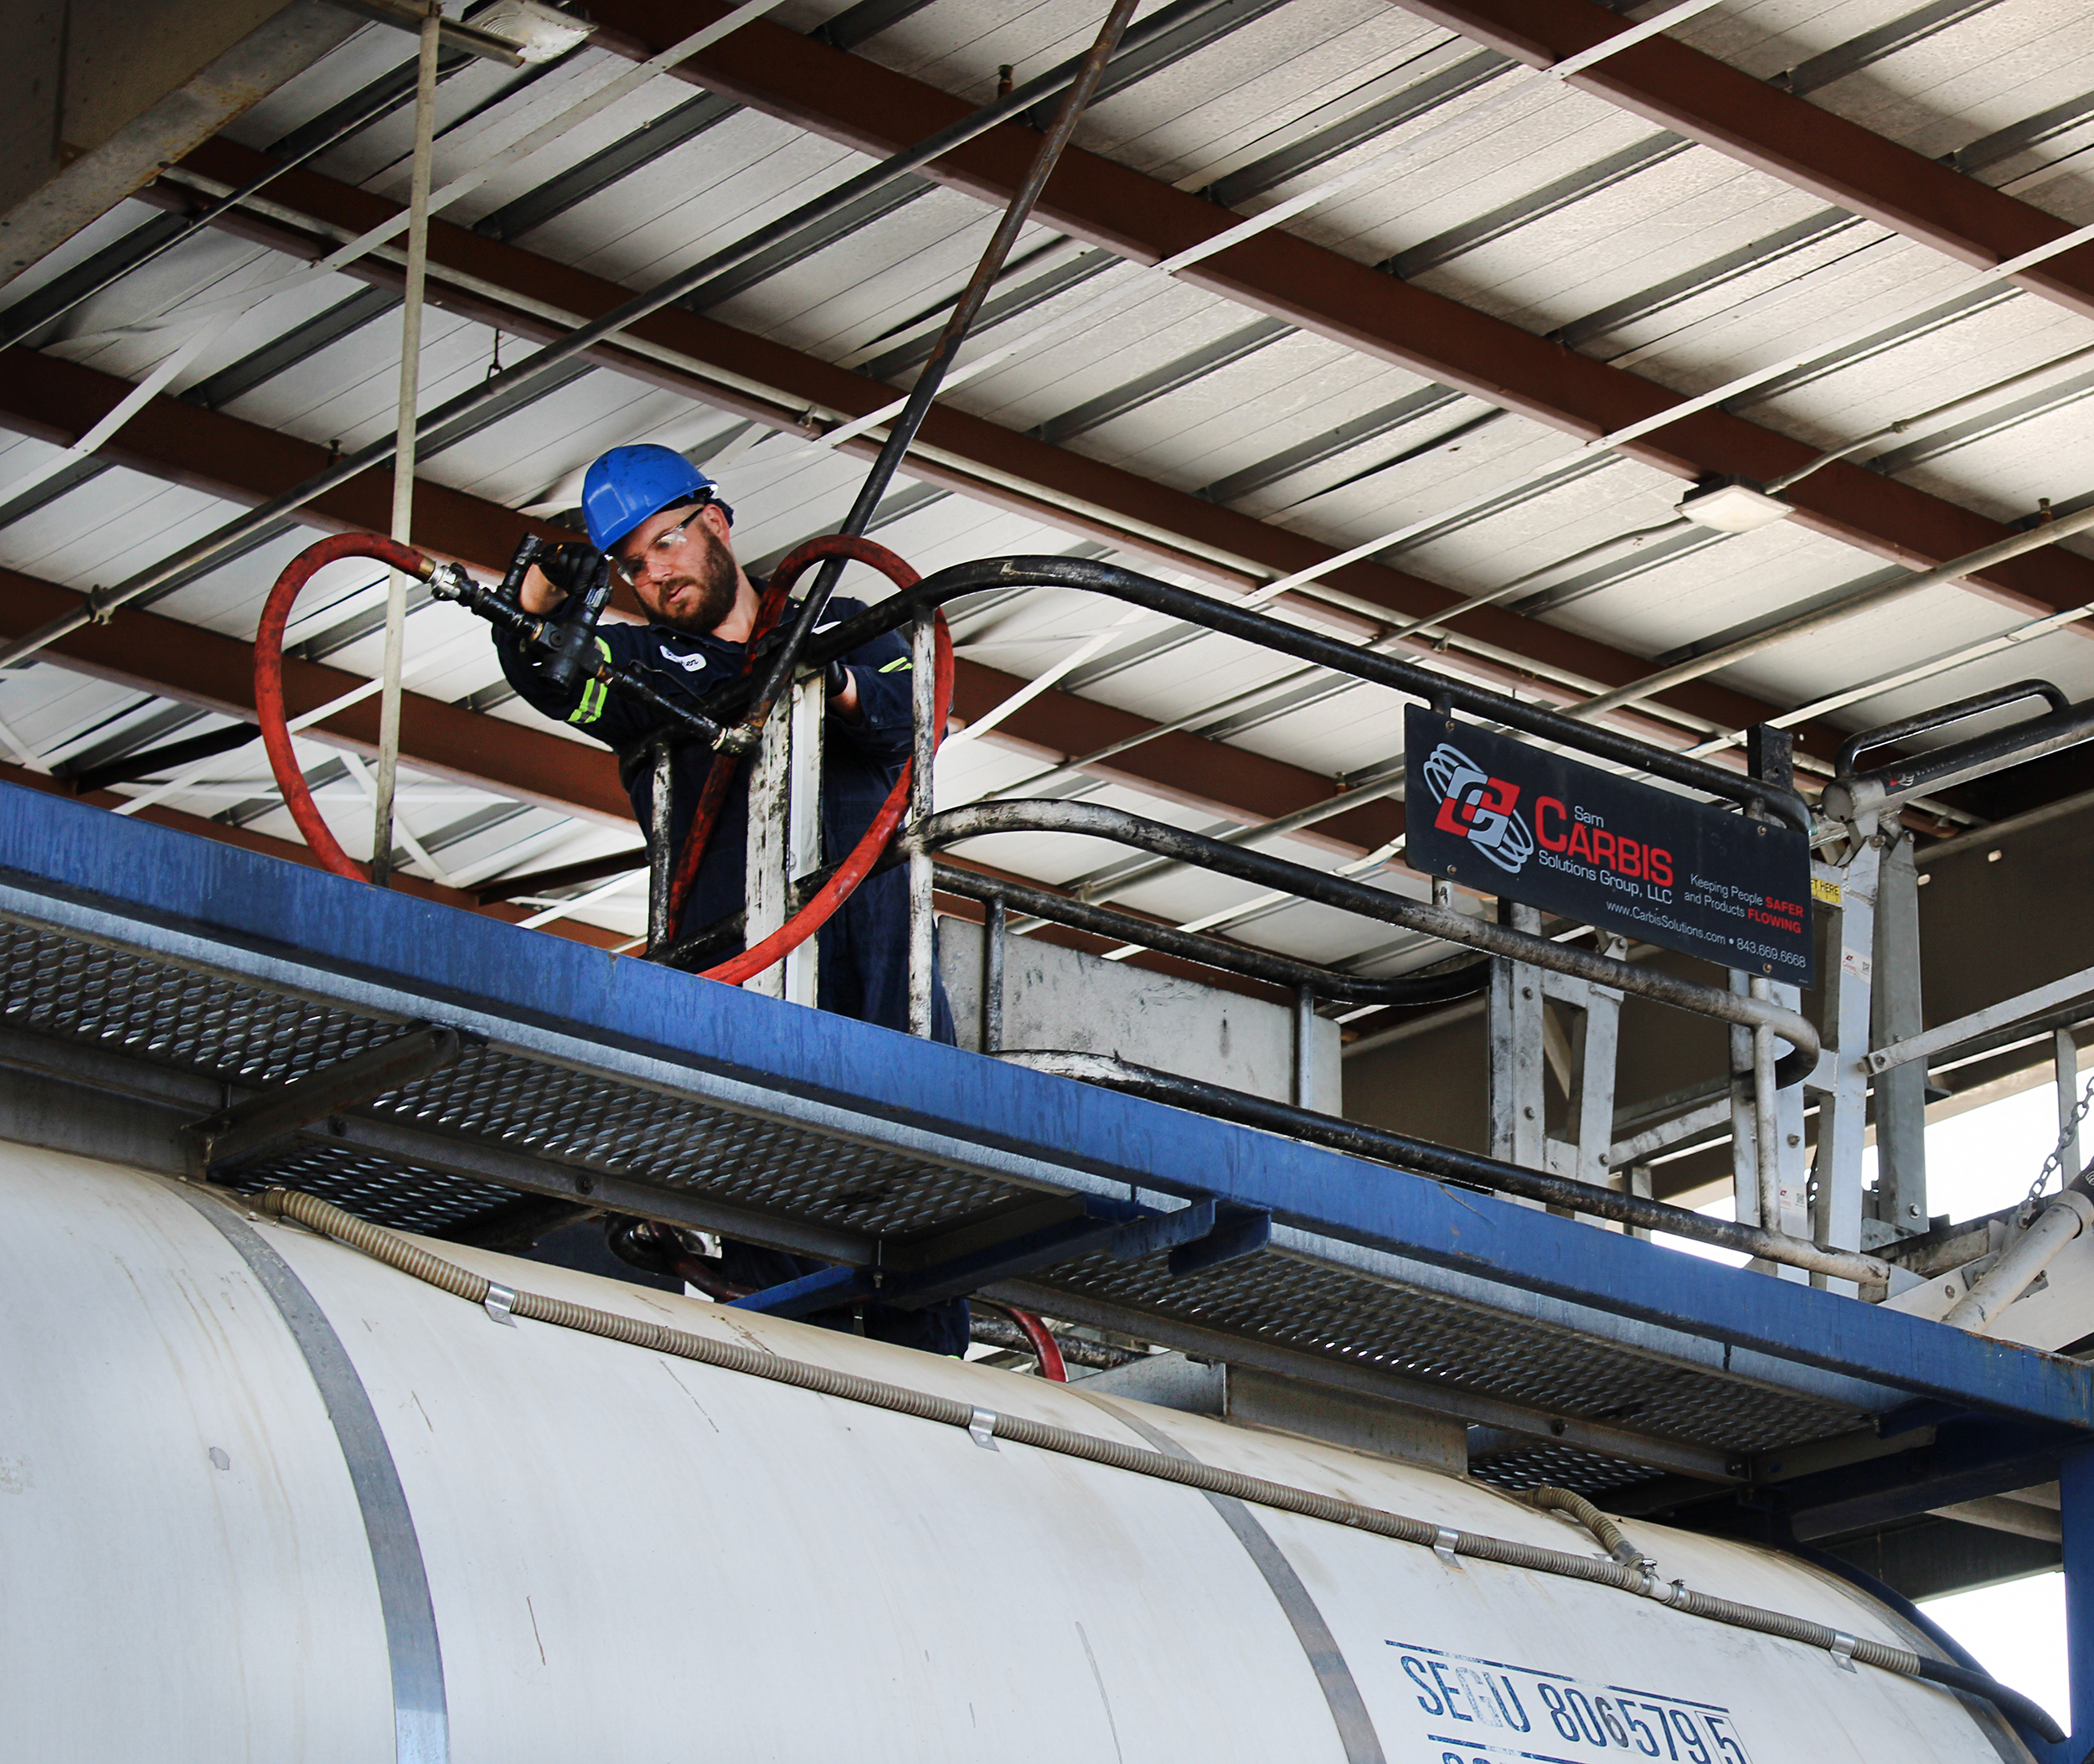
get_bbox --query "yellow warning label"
[1811,876,1843,906]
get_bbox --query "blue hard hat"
[581,444,719,552]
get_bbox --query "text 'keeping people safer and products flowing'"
[1405,709,1814,984]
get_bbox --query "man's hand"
[518,561,565,616]
[825,660,863,721]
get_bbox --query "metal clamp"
[967,1406,999,1451]
[1828,1632,1857,1672]
[482,1282,517,1327]
[1432,1525,1462,1568]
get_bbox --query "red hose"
[254,533,432,882]
[250,530,947,993]
[663,534,921,931]
[669,534,952,990]
[979,1301,1069,1381]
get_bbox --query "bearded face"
[633,513,740,634]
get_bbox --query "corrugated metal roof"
[3,0,2092,1002]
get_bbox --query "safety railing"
[257,534,2094,1299]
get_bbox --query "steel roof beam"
[583,0,2094,633]
[1382,0,2094,327]
[153,138,1826,759]
[0,349,1403,859]
[0,758,624,946]
[0,559,634,826]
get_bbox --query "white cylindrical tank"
[0,1144,2027,1762]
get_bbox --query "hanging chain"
[2024,1068,2094,1215]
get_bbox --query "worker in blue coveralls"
[495,442,967,1356]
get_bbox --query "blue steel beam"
[1,781,2089,1435]
[731,1194,1255,1316]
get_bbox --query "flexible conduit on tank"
[250,533,950,985]
[255,1184,2062,1748]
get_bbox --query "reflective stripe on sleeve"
[568,637,613,725]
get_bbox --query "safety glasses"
[611,500,712,587]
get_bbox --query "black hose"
[1792,1540,2072,1751]
[997,1050,1888,1288]
[1911,1656,2066,1746]
[738,0,1143,736]
[934,864,1488,1005]
[699,555,1815,836]
[913,799,1823,1086]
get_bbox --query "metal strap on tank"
[180,1187,450,1764]
[1075,1390,1386,1764]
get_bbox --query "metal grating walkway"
[2,782,2086,1496]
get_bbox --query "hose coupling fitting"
[423,560,473,598]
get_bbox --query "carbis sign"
[1405,708,1813,985]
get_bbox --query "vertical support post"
[644,734,675,954]
[981,900,1006,1055]
[1873,823,1929,1234]
[1623,1164,1653,1240]
[783,672,824,1008]
[744,678,793,1001]
[1732,972,1807,1281]
[907,611,938,1038]
[2060,1029,2086,1181]
[1818,842,1878,1263]
[369,0,441,888]
[1738,726,1808,1278]
[1750,976,1782,1236]
[1489,903,1546,1179]
[2063,1442,2094,1758]
[1565,938,1624,1195]
[1293,988,1317,1109]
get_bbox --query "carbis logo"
[1405,707,1817,984]
[1422,742,1535,875]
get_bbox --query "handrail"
[694,555,1815,835]
[933,864,1490,1006]
[998,1050,1889,1290]
[906,800,1822,1085]
[1834,679,2070,777]
[1825,690,2094,821]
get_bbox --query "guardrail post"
[785,671,824,1007]
[644,733,675,955]
[1489,903,1546,1185]
[982,900,1006,1055]
[907,610,938,1037]
[1872,822,1929,1237]
[2058,1028,2086,1182]
[1813,839,1877,1289]
[745,678,793,1000]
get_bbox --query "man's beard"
[647,531,738,633]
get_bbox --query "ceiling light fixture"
[467,1,596,62]
[1675,477,1795,534]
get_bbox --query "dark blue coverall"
[495,594,967,1354]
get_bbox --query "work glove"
[538,539,606,603]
